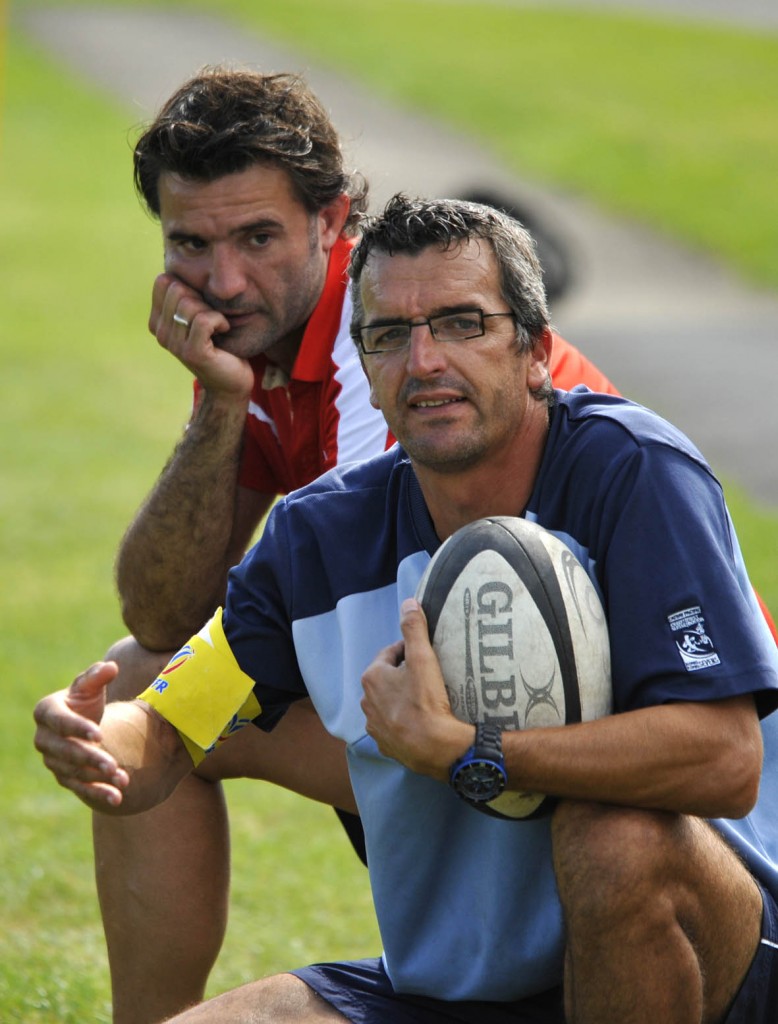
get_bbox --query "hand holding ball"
[415,517,612,819]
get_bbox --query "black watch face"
[454,760,506,802]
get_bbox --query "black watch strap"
[473,722,503,760]
[449,722,507,804]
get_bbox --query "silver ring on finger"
[173,312,190,328]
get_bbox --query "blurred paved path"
[448,0,778,32]
[15,4,778,506]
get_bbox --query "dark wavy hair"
[133,66,368,235]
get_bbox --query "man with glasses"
[35,195,778,1023]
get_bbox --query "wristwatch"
[449,723,507,804]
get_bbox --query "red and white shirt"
[237,237,390,494]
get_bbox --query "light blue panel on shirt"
[291,550,430,743]
[349,731,566,1000]
[293,546,568,1000]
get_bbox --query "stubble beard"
[213,223,326,361]
[396,415,491,474]
[211,283,322,362]
[212,312,284,359]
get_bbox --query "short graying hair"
[349,193,550,351]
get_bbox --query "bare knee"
[551,802,763,1022]
[103,635,173,703]
[552,800,691,927]
[166,972,347,1022]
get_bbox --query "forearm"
[503,696,761,819]
[393,695,761,819]
[98,700,193,815]
[365,603,763,821]
[117,390,249,648]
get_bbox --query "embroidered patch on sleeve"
[667,606,721,672]
[140,609,261,763]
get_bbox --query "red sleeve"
[549,333,621,396]
[756,591,778,646]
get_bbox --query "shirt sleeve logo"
[155,644,195,684]
[668,606,721,671]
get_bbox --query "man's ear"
[526,326,553,390]
[318,194,351,250]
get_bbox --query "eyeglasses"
[355,308,516,355]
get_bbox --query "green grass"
[4,3,778,1019]
[1,34,379,1022]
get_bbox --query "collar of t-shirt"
[251,234,354,388]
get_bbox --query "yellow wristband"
[140,609,261,764]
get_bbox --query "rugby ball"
[416,516,611,819]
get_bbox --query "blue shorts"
[293,960,564,1024]
[724,880,778,1024]
[293,884,778,1024]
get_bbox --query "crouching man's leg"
[552,800,767,1024]
[94,636,356,1024]
[94,637,227,1024]
[161,972,348,1023]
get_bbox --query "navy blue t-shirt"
[223,389,778,1001]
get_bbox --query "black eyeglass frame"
[354,308,516,355]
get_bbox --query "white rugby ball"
[416,516,612,819]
